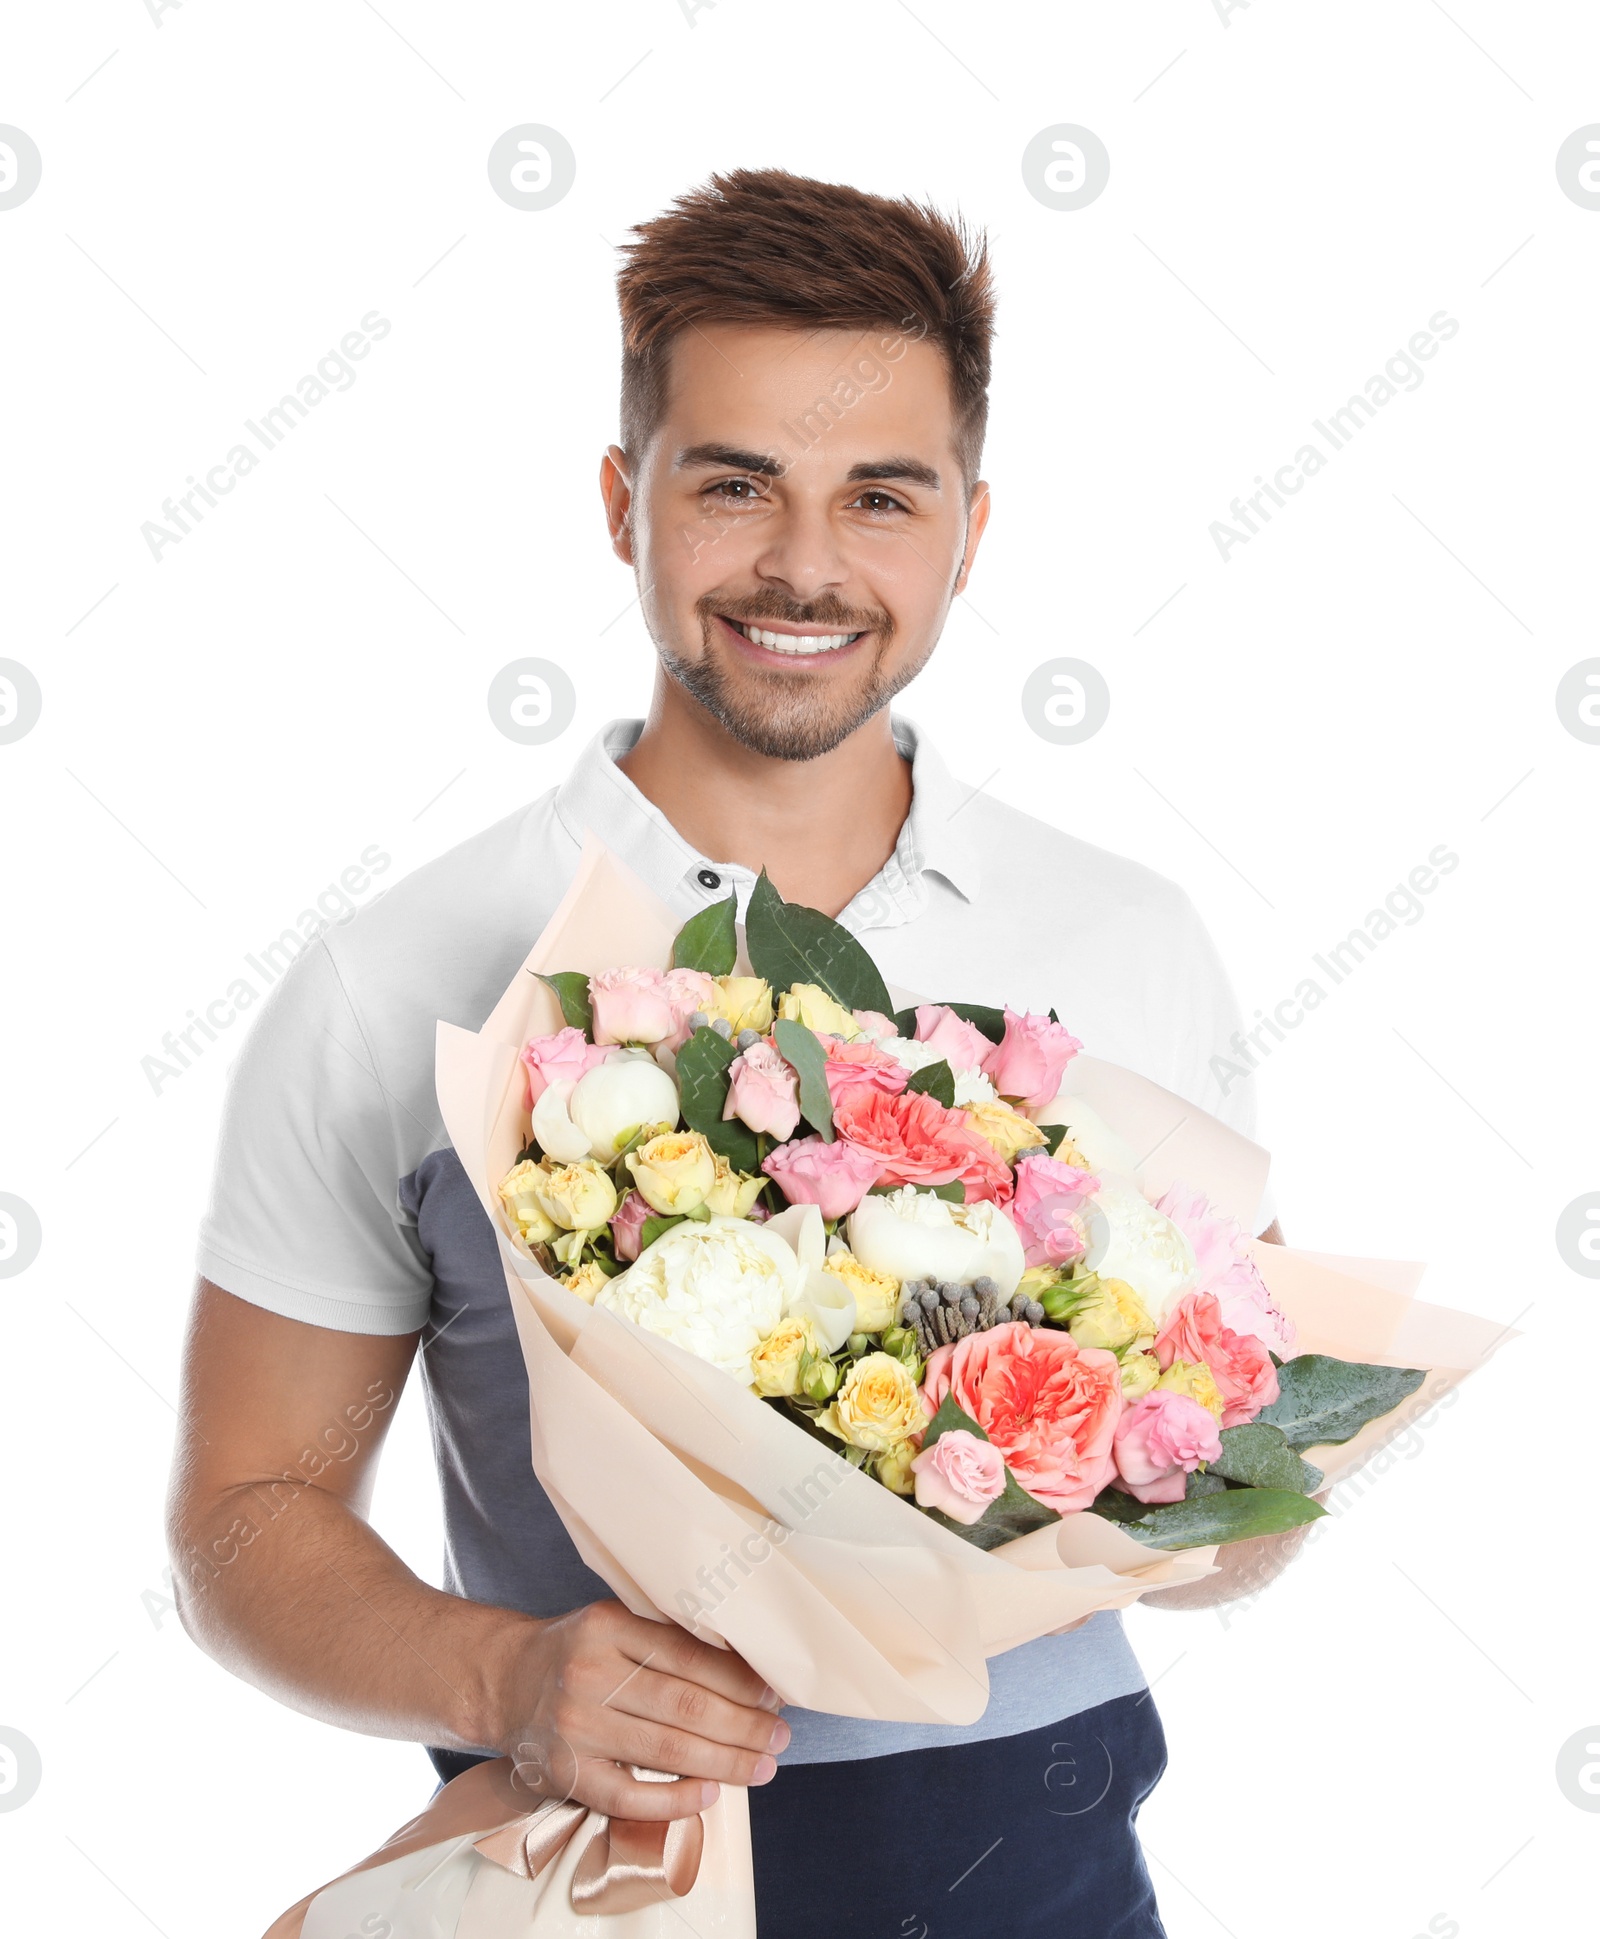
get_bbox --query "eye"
[850,488,909,516]
[703,476,765,504]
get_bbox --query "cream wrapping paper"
[268,839,1512,1938]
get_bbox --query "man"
[170,170,1296,1937]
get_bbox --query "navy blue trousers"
[429,1690,1167,1937]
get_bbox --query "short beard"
[655,594,927,763]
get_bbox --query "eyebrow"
[674,444,942,491]
[845,457,941,491]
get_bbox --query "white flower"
[951,1068,996,1106]
[881,1035,993,1108]
[536,1050,679,1165]
[763,1202,858,1351]
[846,1188,1025,1298]
[1083,1177,1196,1317]
[596,1214,845,1385]
[1030,1095,1139,1178]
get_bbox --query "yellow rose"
[710,976,774,1036]
[817,1352,925,1453]
[1119,1351,1161,1400]
[825,1248,901,1333]
[531,1158,619,1231]
[561,1262,612,1304]
[1067,1277,1156,1355]
[498,1159,559,1245]
[750,1316,819,1397]
[777,982,860,1040]
[873,1440,918,1495]
[703,1152,766,1218]
[1157,1357,1225,1421]
[963,1100,1049,1162]
[626,1130,718,1214]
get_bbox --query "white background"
[2,1,1596,1933]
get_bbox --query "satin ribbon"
[264,1758,704,1936]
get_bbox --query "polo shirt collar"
[551,716,983,920]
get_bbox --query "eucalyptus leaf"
[535,971,593,1035]
[1036,1125,1076,1158]
[892,1001,1007,1045]
[1184,1469,1231,1498]
[925,1472,1060,1551]
[1257,1355,1426,1450]
[773,1018,836,1143]
[1209,1422,1323,1494]
[905,1059,956,1107]
[1090,1486,1326,1549]
[745,871,893,1015]
[674,1026,761,1172]
[921,1393,989,1450]
[670,892,739,975]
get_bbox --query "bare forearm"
[170,1480,531,1754]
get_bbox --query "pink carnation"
[1155,1183,1295,1352]
[822,1036,910,1109]
[761,1135,881,1220]
[1154,1291,1280,1429]
[983,1008,1083,1116]
[521,1026,610,1107]
[912,1004,995,1075]
[589,967,676,1047]
[920,1322,1122,1514]
[1008,1152,1098,1269]
[1113,1390,1222,1504]
[911,1429,1007,1525]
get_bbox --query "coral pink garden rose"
[821,1035,910,1108]
[832,1088,1013,1204]
[983,1008,1084,1116]
[724,1039,802,1140]
[920,1321,1123,1513]
[912,1004,996,1075]
[911,1428,1007,1525]
[1113,1389,1223,1504]
[589,967,677,1047]
[520,1027,610,1107]
[1007,1152,1098,1268]
[761,1135,882,1219]
[1154,1291,1280,1428]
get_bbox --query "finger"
[608,1614,774,1709]
[576,1763,721,1823]
[574,1709,779,1788]
[599,1664,790,1758]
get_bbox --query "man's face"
[602,322,989,761]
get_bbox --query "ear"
[953,481,992,596]
[600,445,634,565]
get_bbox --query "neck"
[615,672,914,918]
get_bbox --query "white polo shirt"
[198,716,1265,1762]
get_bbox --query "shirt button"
[697,869,721,890]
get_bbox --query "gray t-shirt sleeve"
[196,939,434,1335]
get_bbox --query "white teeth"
[736,622,858,654]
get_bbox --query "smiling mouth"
[719,616,866,657]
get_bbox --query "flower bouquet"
[266,842,1508,1939]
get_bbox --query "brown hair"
[616,169,994,483]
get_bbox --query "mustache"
[698,591,894,638]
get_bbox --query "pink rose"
[831,1088,1013,1204]
[1155,1291,1280,1428]
[761,1135,882,1219]
[662,967,722,1051]
[1155,1183,1296,1352]
[725,1039,801,1140]
[1112,1389,1222,1504]
[920,1321,1122,1514]
[520,1026,610,1107]
[610,1189,654,1263]
[911,1428,1007,1525]
[1008,1152,1098,1269]
[822,1036,910,1109]
[852,1009,898,1042]
[913,1004,995,1074]
[589,967,677,1047]
[982,1008,1083,1116]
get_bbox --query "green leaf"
[675,1026,762,1172]
[1256,1355,1426,1450]
[905,1059,955,1107]
[1036,1124,1076,1158]
[671,892,739,975]
[745,871,893,1016]
[921,1393,990,1450]
[1090,1486,1326,1549]
[925,1471,1060,1551]
[1184,1469,1231,1498]
[773,1018,836,1143]
[1209,1423,1323,1495]
[535,971,593,1035]
[892,1001,1007,1045]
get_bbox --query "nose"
[750,495,850,605]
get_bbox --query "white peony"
[846,1187,1025,1297]
[535,1050,679,1164]
[1033,1094,1140,1178]
[880,1035,993,1109]
[1083,1176,1196,1317]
